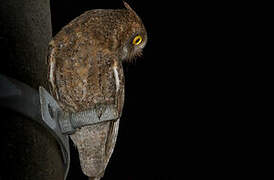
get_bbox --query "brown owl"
[47,2,147,179]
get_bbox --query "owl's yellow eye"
[132,35,142,45]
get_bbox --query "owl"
[47,2,147,179]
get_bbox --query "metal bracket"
[57,104,119,135]
[39,87,70,179]
[0,74,120,179]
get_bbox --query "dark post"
[0,0,65,179]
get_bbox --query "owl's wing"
[105,119,120,164]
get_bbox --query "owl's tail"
[89,177,101,180]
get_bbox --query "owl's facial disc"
[120,33,147,61]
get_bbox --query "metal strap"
[57,104,119,134]
[0,74,120,179]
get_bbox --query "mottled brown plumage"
[47,2,147,179]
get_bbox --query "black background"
[50,0,235,179]
[0,0,247,179]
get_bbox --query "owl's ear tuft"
[123,1,133,11]
[123,1,139,17]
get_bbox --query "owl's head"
[118,2,147,62]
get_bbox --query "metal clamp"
[0,74,120,179]
[57,104,119,135]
